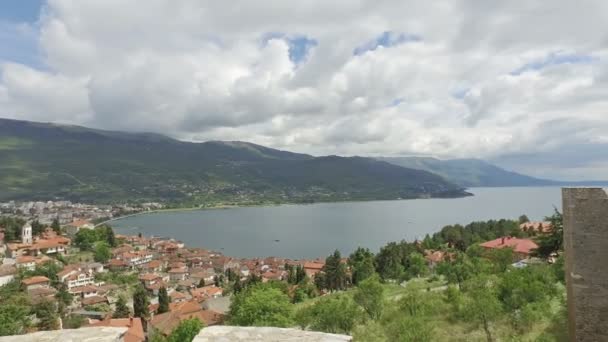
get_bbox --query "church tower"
[21,223,32,244]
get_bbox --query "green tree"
[63,314,86,329]
[533,209,564,258]
[0,301,30,336]
[51,218,61,234]
[461,281,503,342]
[158,287,170,314]
[55,283,73,307]
[486,247,514,272]
[518,215,530,224]
[133,285,150,320]
[353,275,384,320]
[348,247,375,285]
[31,220,45,237]
[74,229,98,251]
[198,278,205,287]
[405,252,428,279]
[167,317,203,342]
[229,283,294,327]
[33,300,59,331]
[105,226,117,247]
[385,316,435,342]
[113,295,131,318]
[93,241,111,263]
[295,294,362,334]
[322,250,347,291]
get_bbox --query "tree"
[295,294,362,334]
[133,286,150,320]
[385,316,435,342]
[33,300,59,331]
[461,280,503,342]
[31,220,45,237]
[533,209,563,258]
[375,241,410,281]
[518,215,530,224]
[486,247,514,273]
[55,283,73,307]
[353,275,384,319]
[198,278,205,287]
[113,295,131,318]
[322,250,347,291]
[0,301,30,336]
[166,318,203,342]
[51,218,61,234]
[74,229,98,251]
[229,283,294,327]
[158,287,170,314]
[106,226,117,247]
[348,247,375,285]
[94,242,111,263]
[405,252,428,279]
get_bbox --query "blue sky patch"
[510,52,596,75]
[262,33,318,64]
[354,31,420,56]
[0,0,44,23]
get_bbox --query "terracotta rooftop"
[22,276,50,286]
[480,236,539,255]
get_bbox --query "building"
[149,300,224,339]
[303,261,325,278]
[479,236,539,260]
[21,223,32,244]
[21,276,50,291]
[65,219,94,236]
[0,265,17,287]
[520,221,552,234]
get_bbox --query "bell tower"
[21,223,32,244]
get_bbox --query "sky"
[0,1,607,181]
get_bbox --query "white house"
[0,265,17,287]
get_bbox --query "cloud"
[0,0,608,179]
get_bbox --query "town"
[0,205,563,341]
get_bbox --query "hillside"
[378,157,557,187]
[0,118,469,204]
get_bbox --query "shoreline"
[97,192,474,227]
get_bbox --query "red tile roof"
[22,276,50,286]
[480,237,539,255]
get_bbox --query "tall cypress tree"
[133,286,150,320]
[158,287,170,314]
[323,250,347,291]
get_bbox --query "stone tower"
[562,188,608,341]
[21,223,32,244]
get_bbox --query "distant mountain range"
[0,118,469,204]
[378,157,608,187]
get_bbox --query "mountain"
[0,118,469,204]
[378,157,556,187]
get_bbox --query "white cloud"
[1,0,608,179]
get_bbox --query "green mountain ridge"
[0,118,468,204]
[377,156,555,187]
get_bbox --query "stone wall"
[562,188,608,341]
[0,327,127,342]
[193,326,352,341]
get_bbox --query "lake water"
[112,187,563,259]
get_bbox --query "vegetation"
[133,285,150,320]
[228,282,294,327]
[151,318,204,342]
[158,287,170,314]
[225,214,568,341]
[113,295,131,318]
[0,118,468,204]
[74,225,117,251]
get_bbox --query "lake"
[112,187,563,259]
